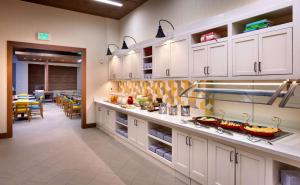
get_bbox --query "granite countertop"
[94,98,300,163]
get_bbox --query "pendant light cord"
[159,19,175,30]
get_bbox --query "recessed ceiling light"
[94,0,123,7]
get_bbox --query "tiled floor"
[0,103,181,185]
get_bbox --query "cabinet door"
[207,41,228,77]
[232,35,259,76]
[122,54,132,79]
[96,105,103,127]
[259,28,292,75]
[236,150,265,185]
[191,46,207,77]
[108,57,116,80]
[208,142,235,185]
[131,51,142,79]
[190,135,208,185]
[170,38,189,77]
[108,110,116,132]
[103,108,109,130]
[128,117,137,143]
[114,56,123,80]
[136,119,147,149]
[173,130,190,177]
[153,42,170,78]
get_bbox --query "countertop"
[94,98,300,164]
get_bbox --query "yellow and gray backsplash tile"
[117,80,213,115]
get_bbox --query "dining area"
[13,93,44,122]
[56,93,82,119]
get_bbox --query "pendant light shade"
[106,44,119,56]
[155,19,175,38]
[121,36,137,50]
[121,40,128,49]
[156,25,166,38]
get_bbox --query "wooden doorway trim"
[6,41,88,138]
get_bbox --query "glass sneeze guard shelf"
[180,81,290,105]
[279,81,300,109]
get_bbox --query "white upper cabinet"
[207,41,228,77]
[109,56,122,80]
[153,42,170,78]
[259,28,292,75]
[153,36,189,78]
[131,51,142,79]
[236,150,265,185]
[192,41,228,78]
[233,35,259,76]
[122,54,132,79]
[191,46,207,77]
[170,37,189,77]
[122,51,142,80]
[208,141,235,185]
[233,27,293,76]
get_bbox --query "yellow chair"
[30,101,44,119]
[14,102,31,121]
[68,100,81,119]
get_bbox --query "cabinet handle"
[98,107,101,111]
[206,66,209,75]
[204,67,206,75]
[254,62,257,73]
[258,62,262,72]
[166,69,168,76]
[235,152,239,164]
[189,137,192,146]
[230,151,234,162]
[186,136,189,145]
[107,110,109,115]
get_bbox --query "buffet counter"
[94,98,300,165]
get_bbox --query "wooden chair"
[68,100,81,119]
[14,102,31,121]
[63,97,70,116]
[30,101,44,119]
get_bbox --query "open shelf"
[232,6,292,35]
[191,25,228,45]
[148,149,172,166]
[143,46,153,79]
[273,160,300,185]
[116,121,128,127]
[148,134,172,146]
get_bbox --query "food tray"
[243,125,281,137]
[219,120,248,131]
[194,116,221,126]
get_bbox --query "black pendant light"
[156,19,175,38]
[121,36,137,49]
[106,44,119,56]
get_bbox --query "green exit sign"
[37,32,50,41]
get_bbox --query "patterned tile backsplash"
[117,80,213,115]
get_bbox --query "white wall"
[120,0,257,43]
[0,0,119,134]
[15,61,28,95]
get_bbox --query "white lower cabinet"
[235,149,265,185]
[208,141,266,185]
[103,109,116,132]
[174,130,208,185]
[128,116,147,150]
[95,105,105,128]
